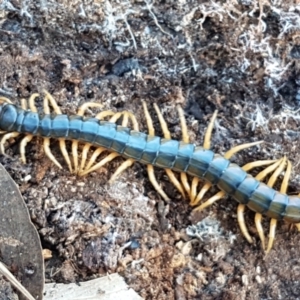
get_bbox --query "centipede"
[0,90,298,254]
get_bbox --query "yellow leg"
[108,158,135,183]
[177,105,192,198]
[18,94,39,164]
[203,110,218,150]
[42,91,67,171]
[266,219,277,255]
[190,177,200,203]
[43,90,62,114]
[147,165,170,201]
[108,111,139,182]
[142,101,170,201]
[193,190,225,212]
[43,138,62,169]
[77,102,104,116]
[80,147,105,174]
[0,97,12,104]
[20,98,27,110]
[255,213,265,250]
[78,111,114,173]
[235,159,283,244]
[19,134,33,163]
[153,103,186,199]
[59,138,73,173]
[265,158,291,254]
[0,132,20,156]
[79,152,120,175]
[28,93,39,112]
[237,204,253,243]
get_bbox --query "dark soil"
[1,1,300,299]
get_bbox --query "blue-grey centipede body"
[0,102,299,223]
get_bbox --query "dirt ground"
[1,0,300,299]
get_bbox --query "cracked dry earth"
[1,0,300,299]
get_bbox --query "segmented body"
[0,102,299,224]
